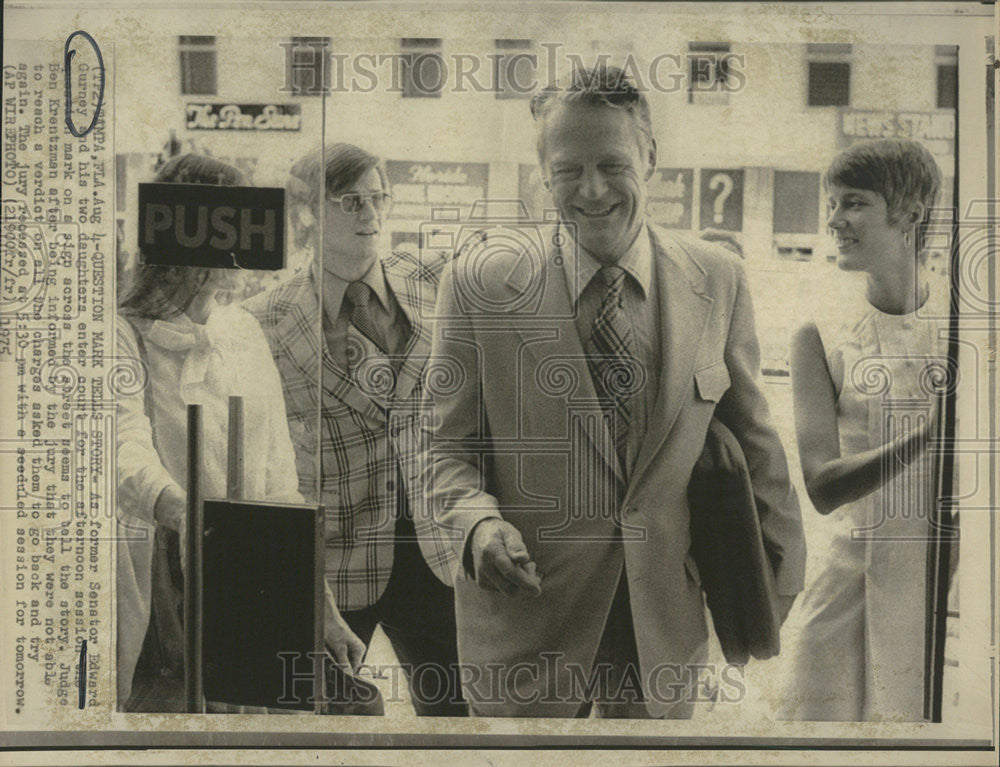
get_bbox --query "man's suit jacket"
[247,249,457,611]
[425,224,806,717]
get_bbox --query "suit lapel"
[270,273,323,392]
[272,272,385,421]
[511,247,624,484]
[631,230,713,486]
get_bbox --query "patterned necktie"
[585,265,639,473]
[345,281,390,356]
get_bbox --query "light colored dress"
[115,302,302,703]
[780,290,949,721]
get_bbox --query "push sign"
[138,183,286,270]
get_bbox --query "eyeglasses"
[331,191,392,214]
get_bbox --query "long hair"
[119,154,247,320]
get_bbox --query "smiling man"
[246,143,464,716]
[425,65,805,718]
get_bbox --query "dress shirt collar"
[562,223,652,306]
[313,255,392,320]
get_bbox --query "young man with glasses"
[246,143,464,716]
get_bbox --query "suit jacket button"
[386,480,395,492]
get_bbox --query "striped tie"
[585,265,639,473]
[345,281,389,356]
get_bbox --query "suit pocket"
[694,361,731,403]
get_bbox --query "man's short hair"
[529,64,654,162]
[823,138,942,229]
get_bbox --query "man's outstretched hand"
[324,596,366,674]
[469,519,542,598]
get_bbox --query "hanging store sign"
[837,109,955,159]
[648,168,694,230]
[186,103,302,132]
[699,168,744,232]
[385,161,489,221]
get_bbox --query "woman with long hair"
[115,154,349,710]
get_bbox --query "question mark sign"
[709,173,733,225]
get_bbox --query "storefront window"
[401,38,445,98]
[179,36,217,95]
[773,170,821,235]
[494,39,537,100]
[283,36,331,96]
[807,43,852,106]
[688,41,733,105]
[935,45,958,109]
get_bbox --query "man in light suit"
[425,66,806,718]
[247,144,464,716]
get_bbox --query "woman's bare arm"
[791,322,931,514]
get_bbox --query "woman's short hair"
[286,143,388,211]
[824,138,942,237]
[529,64,654,163]
[119,153,247,320]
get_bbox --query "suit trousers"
[575,568,695,720]
[335,512,467,717]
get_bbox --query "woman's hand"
[154,485,187,570]
[324,597,366,674]
[894,414,935,468]
[154,484,187,534]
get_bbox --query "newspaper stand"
[183,397,326,713]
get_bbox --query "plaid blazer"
[246,249,458,610]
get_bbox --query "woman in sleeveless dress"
[779,139,950,721]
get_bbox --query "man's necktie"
[585,265,639,473]
[345,281,390,356]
